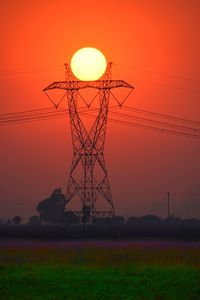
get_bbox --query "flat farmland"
[0,239,199,300]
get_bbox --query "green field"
[0,241,200,300]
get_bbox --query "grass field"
[0,240,200,300]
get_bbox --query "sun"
[70,47,107,81]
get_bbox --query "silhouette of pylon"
[43,62,133,223]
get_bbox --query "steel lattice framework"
[43,63,133,223]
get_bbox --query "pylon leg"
[66,88,114,222]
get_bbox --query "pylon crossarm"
[43,80,133,91]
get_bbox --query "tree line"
[1,189,199,226]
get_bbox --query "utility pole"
[167,191,170,220]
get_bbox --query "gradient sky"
[0,0,200,221]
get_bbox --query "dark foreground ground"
[0,239,199,300]
[0,222,200,240]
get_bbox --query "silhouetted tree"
[29,215,41,226]
[0,218,7,225]
[139,215,161,222]
[126,216,139,226]
[111,216,125,226]
[12,216,21,225]
[82,205,91,223]
[37,188,65,223]
[184,218,198,224]
[63,211,80,224]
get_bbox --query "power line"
[0,106,89,121]
[85,113,200,140]
[0,107,103,125]
[123,105,200,126]
[0,105,200,140]
[1,103,199,127]
[0,107,55,118]
[109,110,200,134]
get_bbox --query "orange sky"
[0,0,200,221]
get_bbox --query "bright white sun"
[70,47,107,81]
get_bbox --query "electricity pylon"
[43,63,133,223]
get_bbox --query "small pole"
[167,192,170,220]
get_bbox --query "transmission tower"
[43,63,133,223]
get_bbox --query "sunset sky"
[0,0,200,221]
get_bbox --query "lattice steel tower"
[43,63,133,223]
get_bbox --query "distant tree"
[92,217,104,224]
[0,218,7,225]
[139,215,161,222]
[111,216,125,226]
[82,205,91,223]
[126,216,139,226]
[29,215,41,226]
[37,188,65,223]
[12,216,21,225]
[63,211,80,224]
[184,218,198,224]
